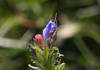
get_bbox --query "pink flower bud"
[35,34,43,47]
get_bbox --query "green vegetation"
[0,0,100,70]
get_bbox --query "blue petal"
[43,20,57,40]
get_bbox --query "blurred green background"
[0,0,100,70]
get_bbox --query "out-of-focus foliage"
[0,47,29,70]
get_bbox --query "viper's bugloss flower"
[43,20,57,40]
[35,34,43,46]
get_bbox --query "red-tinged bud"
[35,34,43,47]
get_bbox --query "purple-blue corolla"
[43,20,57,40]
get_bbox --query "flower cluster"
[28,20,65,70]
[33,20,57,48]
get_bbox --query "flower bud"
[35,34,43,47]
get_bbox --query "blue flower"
[43,20,57,40]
